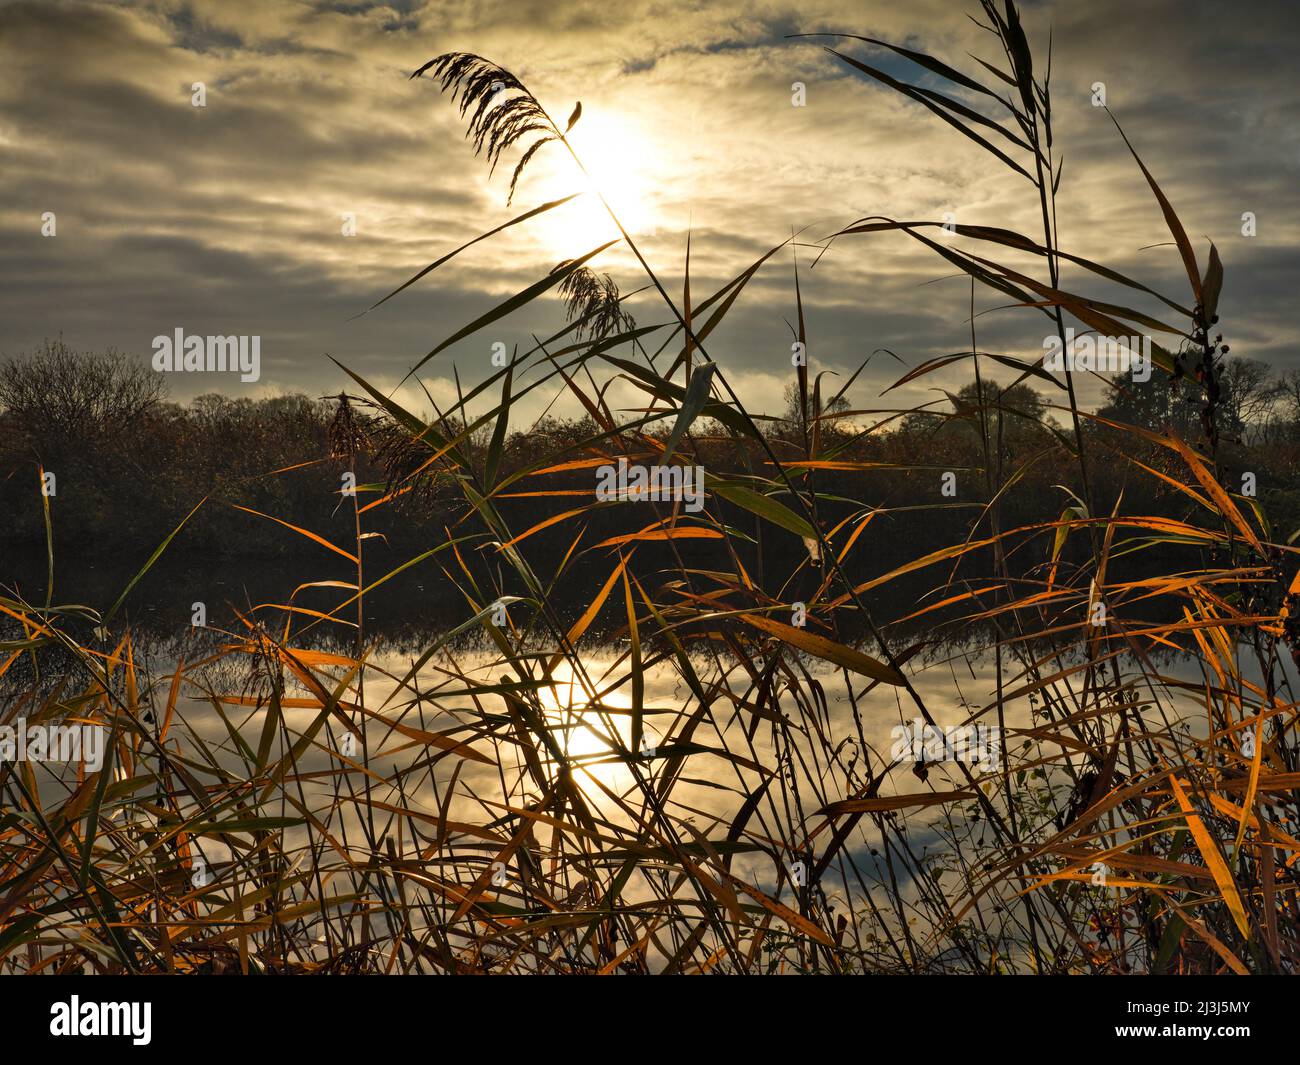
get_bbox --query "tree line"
[2,340,1297,630]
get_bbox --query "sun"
[538,661,645,797]
[528,108,661,258]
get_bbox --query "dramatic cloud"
[1,0,1295,422]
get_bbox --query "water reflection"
[6,551,1293,972]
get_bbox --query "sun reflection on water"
[538,661,650,796]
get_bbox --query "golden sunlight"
[539,660,645,795]
[530,109,661,256]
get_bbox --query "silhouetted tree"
[0,339,163,446]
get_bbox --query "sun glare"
[530,109,661,257]
[539,662,642,795]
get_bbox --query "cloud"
[0,0,1295,423]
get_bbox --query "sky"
[1,0,1297,425]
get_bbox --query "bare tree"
[782,381,850,426]
[1218,356,1278,441]
[0,339,165,441]
[1276,367,1300,425]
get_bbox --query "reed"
[1,0,1296,975]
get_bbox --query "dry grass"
[1,0,1297,975]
